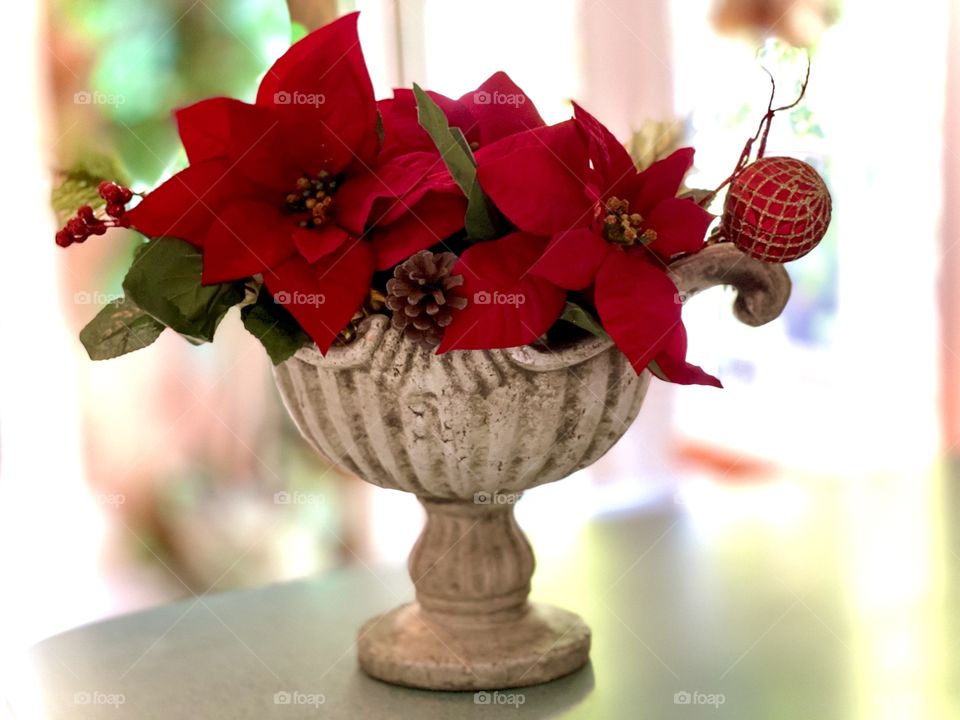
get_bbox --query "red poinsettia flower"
[374,74,569,354]
[125,13,465,352]
[435,122,581,353]
[446,104,719,386]
[376,72,546,162]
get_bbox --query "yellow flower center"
[602,196,657,247]
[286,171,338,228]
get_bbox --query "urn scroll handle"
[667,243,791,328]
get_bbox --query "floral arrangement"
[55,12,831,388]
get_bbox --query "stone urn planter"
[273,243,790,691]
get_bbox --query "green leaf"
[560,301,609,339]
[51,153,130,224]
[241,290,313,365]
[447,125,474,162]
[464,179,498,240]
[122,238,246,343]
[79,296,166,360]
[413,85,474,193]
[413,84,497,241]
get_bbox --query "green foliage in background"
[52,0,293,183]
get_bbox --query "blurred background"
[2,0,960,715]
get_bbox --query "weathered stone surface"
[274,318,649,500]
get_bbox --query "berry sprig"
[55,181,136,248]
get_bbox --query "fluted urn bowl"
[273,244,790,691]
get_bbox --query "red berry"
[721,157,831,263]
[119,187,133,203]
[66,218,87,236]
[98,181,123,204]
[90,223,108,235]
[106,203,126,218]
[55,230,72,247]
[78,205,96,224]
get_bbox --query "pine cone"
[385,250,467,348]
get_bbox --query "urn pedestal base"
[355,497,590,690]
[358,602,591,690]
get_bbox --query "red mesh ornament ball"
[721,156,831,263]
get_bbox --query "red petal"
[209,97,359,186]
[632,147,695,215]
[256,13,377,166]
[175,97,240,164]
[333,151,448,235]
[643,197,713,260]
[458,72,545,145]
[276,107,369,180]
[437,233,566,352]
[294,225,348,263]
[594,253,682,373]
[201,201,298,284]
[475,122,592,236]
[126,159,238,244]
[474,118,584,164]
[264,239,375,354]
[652,324,722,387]
[378,89,477,160]
[217,102,300,190]
[572,102,637,200]
[376,95,431,160]
[370,191,467,270]
[529,227,611,290]
[374,165,459,228]
[183,100,339,190]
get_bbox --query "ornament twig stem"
[699,53,812,210]
[757,56,811,158]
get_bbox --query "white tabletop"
[10,484,960,719]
